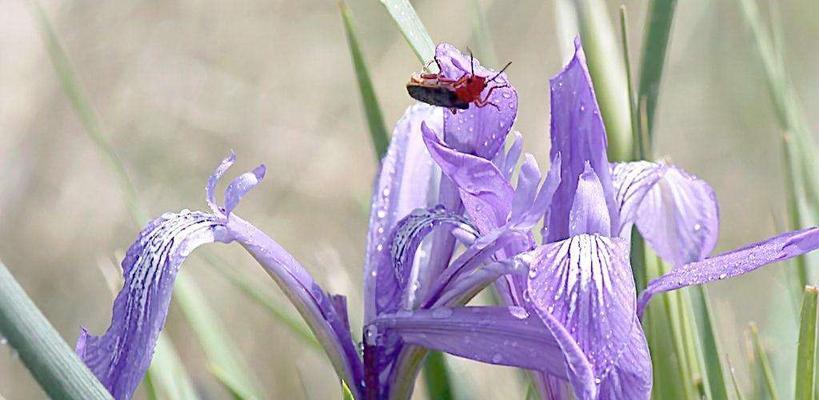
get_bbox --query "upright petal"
[638,227,819,316]
[422,122,514,233]
[609,161,662,236]
[77,211,220,399]
[511,154,543,223]
[364,104,441,323]
[569,164,611,237]
[527,234,636,385]
[224,165,266,216]
[435,43,518,159]
[546,39,618,243]
[632,163,719,267]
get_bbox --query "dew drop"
[509,306,529,319]
[580,105,585,112]
[528,268,538,278]
[718,273,727,280]
[377,209,387,218]
[491,353,503,363]
[502,92,512,99]
[693,223,702,232]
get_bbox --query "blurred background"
[1,0,818,398]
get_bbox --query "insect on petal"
[434,43,518,160]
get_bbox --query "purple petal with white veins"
[527,234,636,383]
[633,163,719,267]
[610,161,663,237]
[598,318,652,400]
[546,38,618,243]
[569,164,611,237]
[422,122,514,233]
[224,164,266,216]
[638,227,819,316]
[77,211,221,400]
[435,43,518,159]
[364,104,441,323]
[370,306,595,395]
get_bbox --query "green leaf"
[380,0,436,65]
[636,0,677,139]
[339,1,391,159]
[174,273,264,399]
[0,261,112,400]
[688,286,729,400]
[146,335,202,400]
[423,352,455,400]
[568,0,633,162]
[726,357,747,400]
[469,0,497,66]
[199,253,319,349]
[341,380,355,400]
[795,286,818,400]
[749,322,780,400]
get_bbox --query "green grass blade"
[380,0,436,65]
[570,0,633,162]
[636,0,677,138]
[0,261,112,400]
[339,1,391,159]
[341,380,355,400]
[689,286,729,400]
[726,357,747,400]
[146,335,202,400]
[174,273,263,399]
[795,286,818,400]
[469,0,497,66]
[199,253,319,349]
[423,352,455,400]
[749,323,780,400]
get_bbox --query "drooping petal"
[435,43,518,159]
[422,122,514,233]
[364,104,442,323]
[568,164,611,237]
[77,211,221,400]
[638,227,819,316]
[224,164,266,216]
[597,318,652,400]
[632,163,719,267]
[546,38,618,243]
[527,234,636,384]
[225,214,364,396]
[369,306,595,395]
[609,161,662,236]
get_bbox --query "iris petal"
[609,161,663,237]
[527,234,636,385]
[224,165,266,216]
[435,43,518,159]
[364,104,441,323]
[597,318,652,400]
[547,38,618,243]
[77,211,220,400]
[568,164,611,237]
[422,122,514,233]
[638,226,819,316]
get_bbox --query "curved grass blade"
[795,286,818,400]
[175,274,264,399]
[0,261,112,400]
[726,357,746,400]
[339,1,390,159]
[636,0,677,138]
[689,286,729,400]
[30,3,265,397]
[146,335,201,400]
[380,0,436,65]
[469,0,497,66]
[749,323,780,400]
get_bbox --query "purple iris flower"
[78,39,819,400]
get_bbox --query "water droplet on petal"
[491,353,503,363]
[432,308,453,318]
[377,209,387,218]
[509,307,529,319]
[693,223,702,232]
[718,273,727,280]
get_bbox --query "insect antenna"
[487,61,512,83]
[467,47,475,77]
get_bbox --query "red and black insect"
[406,51,511,112]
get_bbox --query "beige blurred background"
[1,0,818,398]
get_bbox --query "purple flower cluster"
[78,39,819,400]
